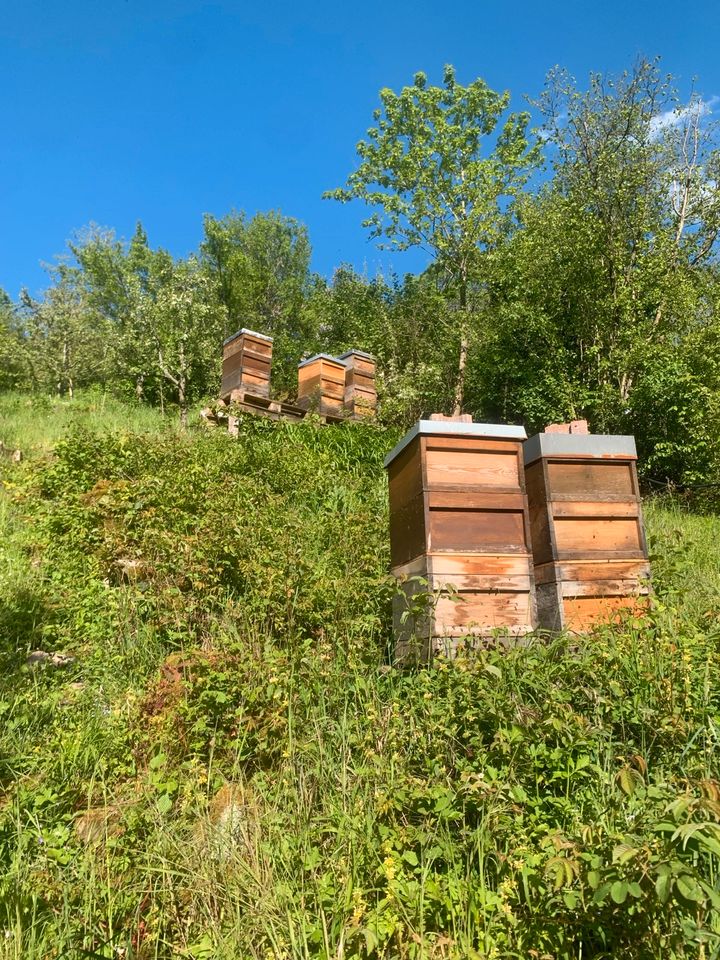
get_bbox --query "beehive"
[384,420,536,662]
[297,354,347,418]
[524,432,650,632]
[221,329,273,400]
[338,350,377,418]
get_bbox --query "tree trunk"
[178,341,188,428]
[179,376,188,428]
[452,331,469,417]
[135,374,145,402]
[452,274,469,417]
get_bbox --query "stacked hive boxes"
[297,354,348,418]
[523,432,650,631]
[338,350,377,418]
[384,419,536,661]
[221,329,273,400]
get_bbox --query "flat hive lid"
[383,420,527,469]
[223,328,274,346]
[524,432,637,466]
[298,353,348,369]
[337,349,375,361]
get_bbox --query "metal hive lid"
[383,420,527,469]
[523,432,638,466]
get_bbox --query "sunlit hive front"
[338,349,377,419]
[221,328,273,400]
[297,354,348,418]
[523,432,650,632]
[384,419,536,662]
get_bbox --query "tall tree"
[149,257,225,425]
[480,59,720,483]
[201,211,315,391]
[326,65,540,413]
[0,290,25,392]
[19,277,112,396]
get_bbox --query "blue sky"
[1,0,718,298]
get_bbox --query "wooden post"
[338,350,377,419]
[297,354,347,418]
[524,432,650,632]
[221,329,273,401]
[384,419,535,662]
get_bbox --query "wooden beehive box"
[297,354,347,418]
[524,433,650,632]
[384,420,535,662]
[221,329,273,400]
[338,349,377,418]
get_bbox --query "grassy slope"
[1,392,720,960]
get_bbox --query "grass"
[1,393,719,959]
[0,390,171,456]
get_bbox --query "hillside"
[1,392,720,959]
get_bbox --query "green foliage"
[1,400,720,957]
[326,64,540,413]
[3,56,720,476]
[479,59,720,483]
[201,210,315,393]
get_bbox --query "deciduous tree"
[326,65,540,413]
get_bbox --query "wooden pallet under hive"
[524,432,650,632]
[384,420,536,662]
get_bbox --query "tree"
[478,58,720,484]
[532,59,720,413]
[149,258,225,425]
[326,65,540,413]
[70,223,175,401]
[201,211,315,392]
[19,276,112,396]
[0,290,26,392]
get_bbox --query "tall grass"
[0,394,719,958]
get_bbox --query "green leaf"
[593,882,612,905]
[611,881,629,904]
[156,793,173,815]
[361,927,378,954]
[655,872,673,904]
[676,874,704,903]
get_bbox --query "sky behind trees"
[1,0,718,297]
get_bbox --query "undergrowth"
[1,394,720,959]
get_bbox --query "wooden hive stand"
[297,354,348,418]
[338,349,377,419]
[221,329,273,401]
[523,431,650,632]
[384,419,536,663]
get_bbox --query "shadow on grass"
[0,584,57,677]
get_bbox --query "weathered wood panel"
[221,329,273,399]
[553,517,644,554]
[425,448,520,488]
[339,350,377,419]
[546,460,637,500]
[524,433,649,633]
[563,595,649,631]
[297,355,348,417]
[428,508,528,553]
[385,420,534,660]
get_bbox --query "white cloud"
[649,96,719,137]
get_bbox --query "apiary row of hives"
[220,329,377,421]
[384,417,650,661]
